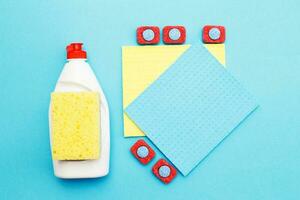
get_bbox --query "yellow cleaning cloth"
[51,92,100,160]
[204,44,226,66]
[122,44,226,137]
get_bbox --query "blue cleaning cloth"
[125,45,258,176]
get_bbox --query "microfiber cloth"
[122,44,226,137]
[125,45,258,176]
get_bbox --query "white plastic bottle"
[49,43,110,179]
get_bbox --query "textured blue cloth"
[126,45,258,176]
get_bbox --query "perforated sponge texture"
[125,45,258,176]
[51,92,100,161]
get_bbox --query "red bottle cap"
[66,43,87,59]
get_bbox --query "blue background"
[0,0,299,199]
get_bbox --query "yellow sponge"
[51,92,100,160]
